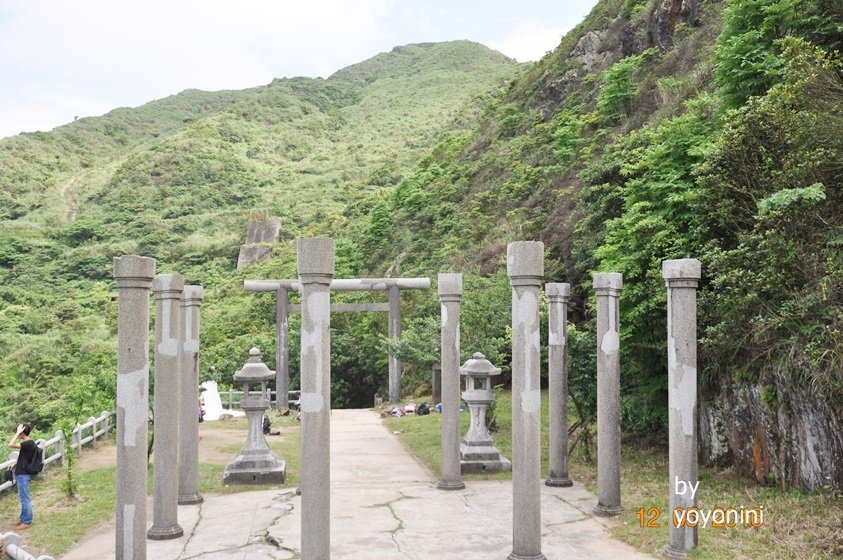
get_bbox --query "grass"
[0,414,302,557]
[383,390,843,560]
[0,466,116,557]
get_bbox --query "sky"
[0,0,598,140]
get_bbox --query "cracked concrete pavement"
[61,409,653,559]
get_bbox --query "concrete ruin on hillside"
[236,216,282,270]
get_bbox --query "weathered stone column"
[508,241,546,560]
[388,284,401,403]
[593,272,623,516]
[432,363,442,404]
[546,282,573,487]
[437,273,465,491]
[276,287,289,410]
[298,237,334,560]
[113,255,155,560]
[663,259,701,559]
[148,274,184,540]
[179,285,204,505]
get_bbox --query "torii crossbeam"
[244,277,431,406]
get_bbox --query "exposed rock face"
[572,30,613,72]
[236,219,282,270]
[700,383,843,490]
[536,0,704,117]
[650,0,701,50]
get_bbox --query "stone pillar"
[179,285,204,505]
[113,255,155,560]
[432,363,442,404]
[437,273,465,491]
[298,237,334,560]
[388,285,401,403]
[508,241,545,560]
[148,274,184,540]
[546,283,573,487]
[593,272,623,516]
[663,259,701,559]
[276,287,290,410]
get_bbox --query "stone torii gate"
[244,277,431,405]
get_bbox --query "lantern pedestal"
[459,353,512,474]
[223,348,286,485]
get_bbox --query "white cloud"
[491,18,568,62]
[0,0,399,138]
[0,0,599,139]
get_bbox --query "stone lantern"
[223,348,286,484]
[459,352,511,473]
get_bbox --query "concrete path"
[61,409,652,559]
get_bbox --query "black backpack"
[25,445,44,475]
[417,403,430,416]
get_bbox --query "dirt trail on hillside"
[61,177,79,221]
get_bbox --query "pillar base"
[664,545,689,559]
[147,524,184,540]
[178,493,204,505]
[436,479,465,491]
[507,552,546,560]
[223,460,286,485]
[545,476,573,487]
[593,504,623,517]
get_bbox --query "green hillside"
[351,0,842,493]
[0,40,520,425]
[0,0,841,504]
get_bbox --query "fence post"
[228,389,233,410]
[88,417,97,448]
[101,411,111,438]
[72,424,82,452]
[55,430,65,467]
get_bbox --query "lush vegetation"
[0,0,840,498]
[355,0,843,450]
[0,41,520,433]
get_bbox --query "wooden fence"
[0,411,115,496]
[0,530,55,560]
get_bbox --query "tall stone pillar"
[298,237,334,560]
[437,273,465,491]
[432,363,442,404]
[148,274,184,540]
[663,259,701,559]
[113,255,155,560]
[276,287,290,410]
[593,272,623,516]
[179,285,204,505]
[508,241,546,560]
[546,283,573,487]
[388,285,401,403]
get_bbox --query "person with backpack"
[8,423,39,529]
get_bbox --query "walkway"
[61,409,652,559]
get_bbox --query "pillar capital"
[507,241,544,286]
[593,272,623,296]
[662,259,701,288]
[437,273,462,301]
[297,237,334,284]
[545,282,571,303]
[113,255,156,289]
[152,274,185,299]
[180,285,204,306]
